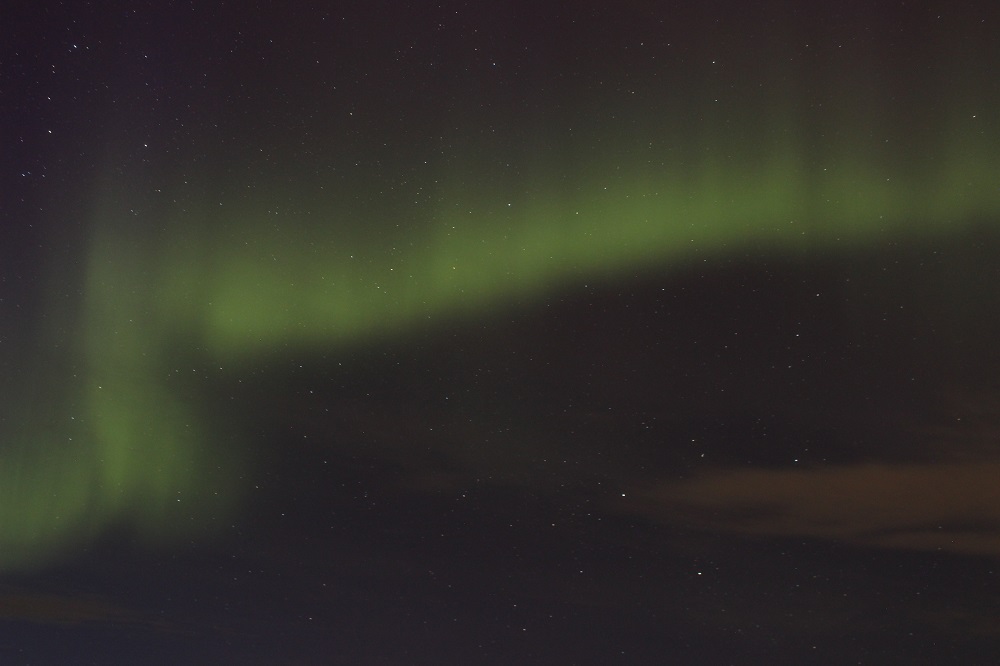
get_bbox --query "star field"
[3,0,1000,662]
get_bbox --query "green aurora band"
[2,91,998,571]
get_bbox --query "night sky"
[4,1,1000,663]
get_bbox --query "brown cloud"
[0,591,128,625]
[0,588,179,632]
[623,461,1000,555]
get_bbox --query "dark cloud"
[625,460,1000,556]
[0,588,175,632]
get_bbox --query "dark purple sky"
[3,1,1000,663]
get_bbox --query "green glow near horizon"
[1,101,997,571]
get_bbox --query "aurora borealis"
[4,1,1000,661]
